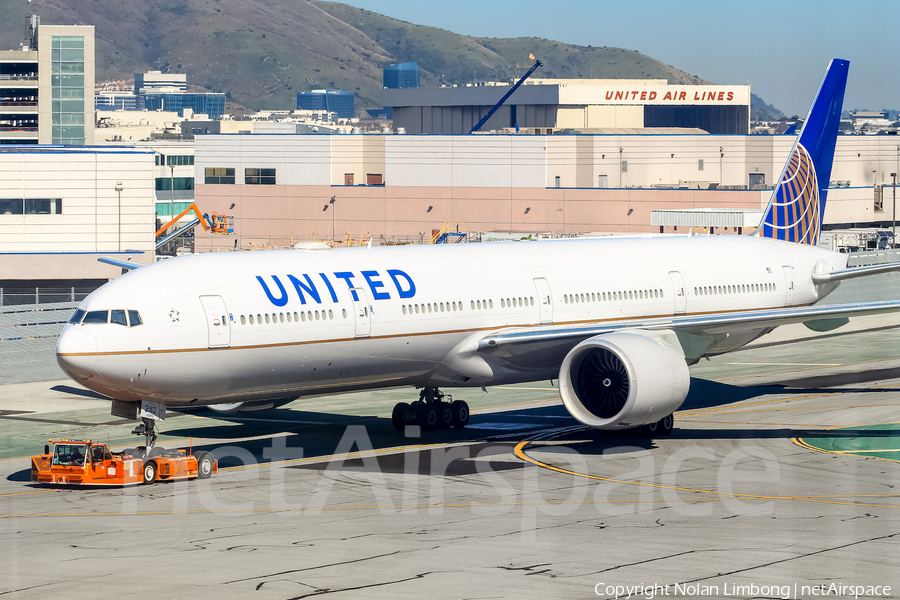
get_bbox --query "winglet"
[758,59,849,245]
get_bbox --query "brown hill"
[1,0,756,116]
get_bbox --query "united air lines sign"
[564,85,750,106]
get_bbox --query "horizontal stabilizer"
[812,262,900,284]
[98,257,141,271]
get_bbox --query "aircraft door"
[351,288,371,338]
[199,295,231,348]
[533,278,553,324]
[668,271,686,315]
[782,265,795,306]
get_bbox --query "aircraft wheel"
[392,402,410,431]
[450,400,469,428]
[659,414,674,435]
[416,404,438,430]
[646,420,659,435]
[142,460,157,485]
[194,451,213,479]
[438,402,453,429]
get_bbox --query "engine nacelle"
[558,332,690,430]
[208,398,296,414]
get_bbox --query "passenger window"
[82,310,109,324]
[68,309,85,324]
[110,310,127,326]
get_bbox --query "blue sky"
[341,0,898,116]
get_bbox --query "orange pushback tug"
[31,439,216,486]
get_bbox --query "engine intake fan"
[558,332,689,429]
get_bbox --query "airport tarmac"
[2,310,900,598]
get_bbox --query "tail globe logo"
[763,143,821,246]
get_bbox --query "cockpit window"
[82,310,109,324]
[79,309,143,327]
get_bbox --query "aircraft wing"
[477,299,900,356]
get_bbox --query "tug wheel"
[142,460,157,484]
[194,452,213,479]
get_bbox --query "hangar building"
[382,79,751,135]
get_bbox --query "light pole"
[719,146,724,187]
[169,164,175,219]
[115,182,124,251]
[618,147,623,188]
[892,172,897,242]
[329,196,336,242]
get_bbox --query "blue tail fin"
[759,59,848,245]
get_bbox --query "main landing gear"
[391,387,469,431]
[643,413,675,436]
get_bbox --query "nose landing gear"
[391,387,469,432]
[130,417,159,457]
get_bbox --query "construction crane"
[469,58,543,134]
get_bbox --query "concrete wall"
[0,148,155,279]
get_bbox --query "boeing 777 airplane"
[56,59,900,446]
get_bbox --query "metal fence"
[0,302,76,384]
[846,248,900,267]
[0,287,94,306]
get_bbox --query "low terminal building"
[383,79,751,135]
[0,145,155,286]
[189,132,899,251]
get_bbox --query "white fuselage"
[57,235,846,408]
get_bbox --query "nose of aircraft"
[56,327,98,381]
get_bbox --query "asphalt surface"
[2,276,899,599]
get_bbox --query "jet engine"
[558,332,690,430]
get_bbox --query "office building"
[297,89,354,119]
[0,18,95,145]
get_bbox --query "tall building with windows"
[297,89,354,119]
[383,62,419,89]
[0,20,94,145]
[39,25,95,145]
[142,93,225,119]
